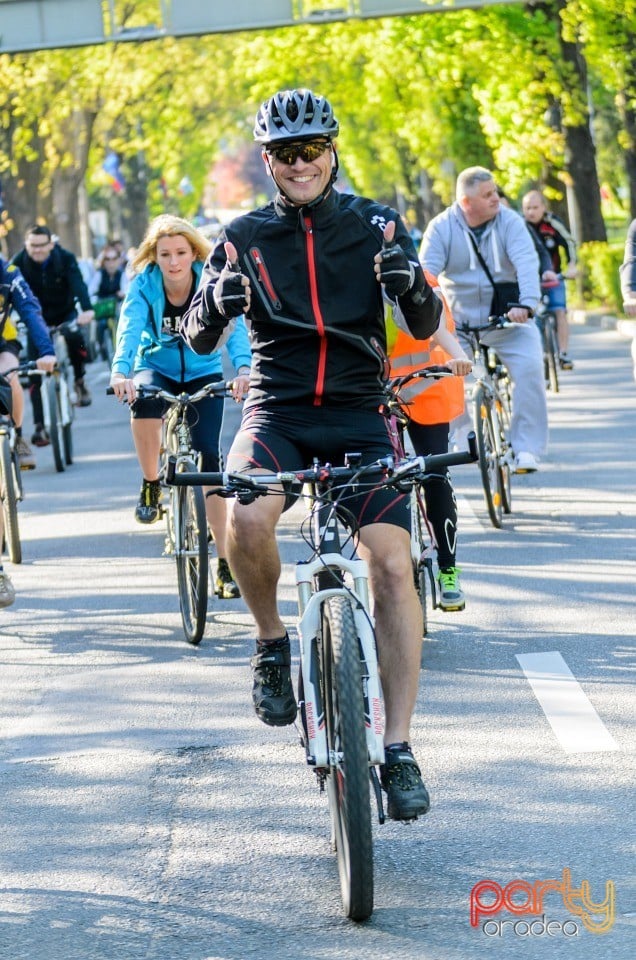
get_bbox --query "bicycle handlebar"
[387,363,454,392]
[106,379,236,402]
[165,434,478,493]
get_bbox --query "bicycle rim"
[47,378,65,472]
[322,595,374,921]
[474,384,502,528]
[0,435,21,564]
[175,463,208,644]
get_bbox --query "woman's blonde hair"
[132,215,211,272]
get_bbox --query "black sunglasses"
[267,140,330,165]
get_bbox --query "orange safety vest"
[388,271,465,426]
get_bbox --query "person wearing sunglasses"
[182,89,442,822]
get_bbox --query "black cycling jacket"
[182,189,441,410]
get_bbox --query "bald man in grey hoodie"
[420,166,547,473]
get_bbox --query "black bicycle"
[109,379,234,644]
[382,364,462,634]
[535,278,561,393]
[0,371,25,564]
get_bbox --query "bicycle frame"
[296,487,384,769]
[460,321,513,527]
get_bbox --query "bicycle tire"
[546,316,560,393]
[175,460,208,645]
[411,487,430,636]
[47,377,65,472]
[494,382,513,515]
[322,595,374,922]
[473,383,502,528]
[0,433,21,564]
[63,423,73,465]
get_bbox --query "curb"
[570,309,636,339]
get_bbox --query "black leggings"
[407,421,458,569]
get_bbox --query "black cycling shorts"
[0,338,23,359]
[132,369,224,471]
[227,403,410,532]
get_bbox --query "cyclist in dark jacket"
[0,257,56,607]
[12,224,95,433]
[182,89,441,822]
[0,257,56,466]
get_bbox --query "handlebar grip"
[106,386,115,395]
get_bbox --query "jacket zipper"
[304,216,327,406]
[250,247,281,310]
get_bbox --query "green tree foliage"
[1,0,634,258]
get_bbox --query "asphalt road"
[0,322,634,960]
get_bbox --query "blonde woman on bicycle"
[109,215,251,600]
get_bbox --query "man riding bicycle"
[182,88,442,821]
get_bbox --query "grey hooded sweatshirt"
[419,201,540,328]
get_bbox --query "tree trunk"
[50,109,97,254]
[1,120,45,257]
[618,39,636,218]
[558,21,606,241]
[120,150,149,247]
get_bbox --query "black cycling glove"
[210,259,249,319]
[377,239,416,298]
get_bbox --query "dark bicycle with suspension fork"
[382,363,470,632]
[166,440,477,922]
[108,378,236,645]
[459,317,514,529]
[535,276,562,393]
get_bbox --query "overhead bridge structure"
[1,0,520,54]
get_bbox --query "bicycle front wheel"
[175,460,209,645]
[47,377,65,472]
[545,316,560,393]
[322,595,374,922]
[474,384,503,528]
[0,433,21,563]
[494,383,512,516]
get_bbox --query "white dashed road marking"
[516,651,620,754]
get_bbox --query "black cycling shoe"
[380,742,430,821]
[250,636,297,727]
[134,479,162,524]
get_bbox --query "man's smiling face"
[265,139,334,206]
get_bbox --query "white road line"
[516,651,620,754]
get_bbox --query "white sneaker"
[514,451,539,474]
[0,570,16,608]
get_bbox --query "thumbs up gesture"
[213,241,251,318]
[374,221,415,297]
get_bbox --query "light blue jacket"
[111,261,251,380]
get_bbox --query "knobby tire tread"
[323,595,374,921]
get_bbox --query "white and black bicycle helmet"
[254,89,339,145]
